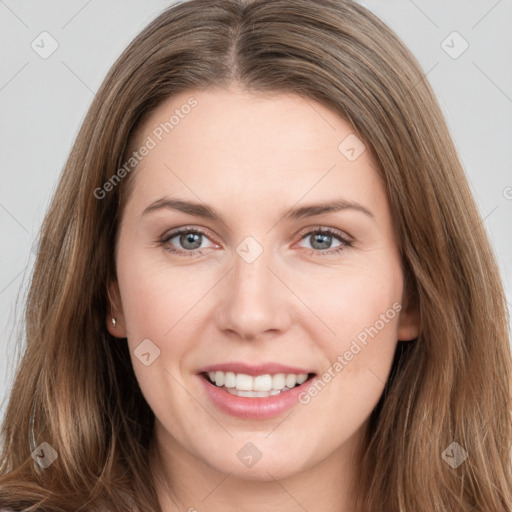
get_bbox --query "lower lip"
[198,373,316,420]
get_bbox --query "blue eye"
[159,227,214,257]
[158,226,353,257]
[297,228,353,255]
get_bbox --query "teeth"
[225,387,293,397]
[236,373,254,391]
[272,373,286,390]
[224,372,236,388]
[206,371,310,392]
[215,371,224,387]
[285,374,297,388]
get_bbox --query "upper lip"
[198,362,314,376]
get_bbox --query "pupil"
[311,233,331,250]
[181,232,202,250]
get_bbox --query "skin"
[107,84,420,512]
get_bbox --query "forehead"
[125,85,384,213]
[138,85,358,157]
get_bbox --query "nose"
[214,242,294,341]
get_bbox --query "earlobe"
[397,304,420,341]
[396,276,420,341]
[106,281,127,338]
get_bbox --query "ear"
[397,282,420,342]
[106,280,127,338]
[397,306,420,341]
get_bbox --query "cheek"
[304,255,403,399]
[115,253,199,414]
[299,255,403,345]
[116,248,200,342]
[336,273,402,347]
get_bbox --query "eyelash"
[157,226,354,258]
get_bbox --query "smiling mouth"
[200,371,316,398]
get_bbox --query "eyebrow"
[140,197,374,222]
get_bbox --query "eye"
[296,227,353,256]
[159,227,217,256]
[157,226,353,257]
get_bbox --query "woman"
[0,0,510,510]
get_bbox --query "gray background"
[1,0,511,419]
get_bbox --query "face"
[107,85,419,483]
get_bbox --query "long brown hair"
[1,1,510,510]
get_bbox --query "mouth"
[200,371,317,398]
